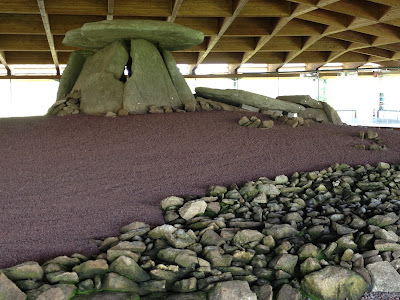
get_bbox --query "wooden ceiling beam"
[167,0,184,22]
[305,62,324,70]
[0,51,11,75]
[353,47,395,59]
[37,0,59,75]
[342,62,366,69]
[107,0,114,20]
[228,0,342,73]
[193,0,249,70]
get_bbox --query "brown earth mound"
[0,111,399,268]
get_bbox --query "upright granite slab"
[73,40,129,92]
[322,102,343,125]
[195,87,305,113]
[56,51,88,100]
[160,47,196,107]
[123,39,182,114]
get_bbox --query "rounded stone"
[63,20,204,51]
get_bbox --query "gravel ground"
[1,110,400,274]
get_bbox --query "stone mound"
[2,162,400,299]
[63,20,204,51]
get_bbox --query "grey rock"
[165,229,196,248]
[366,261,400,292]
[298,243,320,261]
[368,212,399,227]
[148,224,177,240]
[73,291,139,299]
[46,271,79,284]
[110,241,146,253]
[195,87,305,113]
[374,239,400,251]
[268,254,298,276]
[200,229,225,246]
[374,228,399,242]
[275,175,289,184]
[322,102,343,125]
[208,280,257,300]
[110,256,150,282]
[123,39,181,114]
[160,47,196,106]
[298,108,330,123]
[79,72,124,115]
[233,229,264,246]
[56,51,88,100]
[258,184,281,196]
[276,95,323,109]
[178,200,207,220]
[300,257,321,275]
[301,266,368,300]
[120,221,150,234]
[265,224,299,240]
[64,20,204,51]
[171,277,197,293]
[4,261,44,281]
[0,273,26,300]
[251,284,273,300]
[139,280,167,294]
[107,250,140,263]
[160,196,185,210]
[102,272,140,293]
[72,259,109,280]
[277,284,301,300]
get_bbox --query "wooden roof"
[1,0,400,75]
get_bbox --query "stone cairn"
[47,20,204,116]
[2,162,400,299]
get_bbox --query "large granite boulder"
[195,87,305,113]
[123,39,182,114]
[63,20,204,51]
[73,40,129,92]
[322,102,343,125]
[0,273,26,300]
[301,266,368,300]
[80,73,124,115]
[298,108,330,123]
[56,51,90,100]
[160,47,196,107]
[276,95,323,109]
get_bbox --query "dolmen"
[48,20,204,116]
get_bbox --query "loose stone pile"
[2,162,400,300]
[355,130,387,151]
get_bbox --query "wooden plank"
[171,52,197,64]
[238,0,291,17]
[297,9,352,28]
[305,62,324,70]
[45,0,107,15]
[277,19,327,36]
[212,37,256,52]
[368,0,400,7]
[6,51,53,64]
[331,52,369,63]
[175,17,219,35]
[260,36,302,51]
[0,51,11,75]
[0,0,39,14]
[107,0,115,20]
[342,62,366,69]
[0,35,49,51]
[114,0,170,17]
[37,0,59,74]
[354,23,400,39]
[307,37,349,51]
[323,0,385,20]
[195,0,249,66]
[330,31,375,45]
[178,0,232,17]
[353,47,394,59]
[0,14,45,35]
[247,52,286,64]
[225,17,273,36]
[50,15,105,35]
[291,51,329,63]
[167,0,184,22]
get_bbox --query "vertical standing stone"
[57,51,90,100]
[123,39,181,114]
[159,47,195,107]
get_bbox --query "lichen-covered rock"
[276,95,323,109]
[109,256,150,282]
[195,87,305,113]
[4,261,44,281]
[178,200,207,220]
[102,272,140,294]
[160,196,185,210]
[208,280,257,300]
[72,259,108,280]
[301,266,368,300]
[0,273,26,300]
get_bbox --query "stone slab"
[80,73,124,115]
[366,261,400,292]
[159,47,196,106]
[123,39,181,114]
[195,87,305,113]
[298,108,330,123]
[277,95,323,109]
[63,20,204,51]
[72,40,128,93]
[322,102,343,125]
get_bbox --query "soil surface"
[1,111,400,269]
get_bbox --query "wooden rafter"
[167,0,184,22]
[229,0,342,73]
[0,51,11,75]
[37,0,59,74]
[193,0,249,71]
[107,0,114,20]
